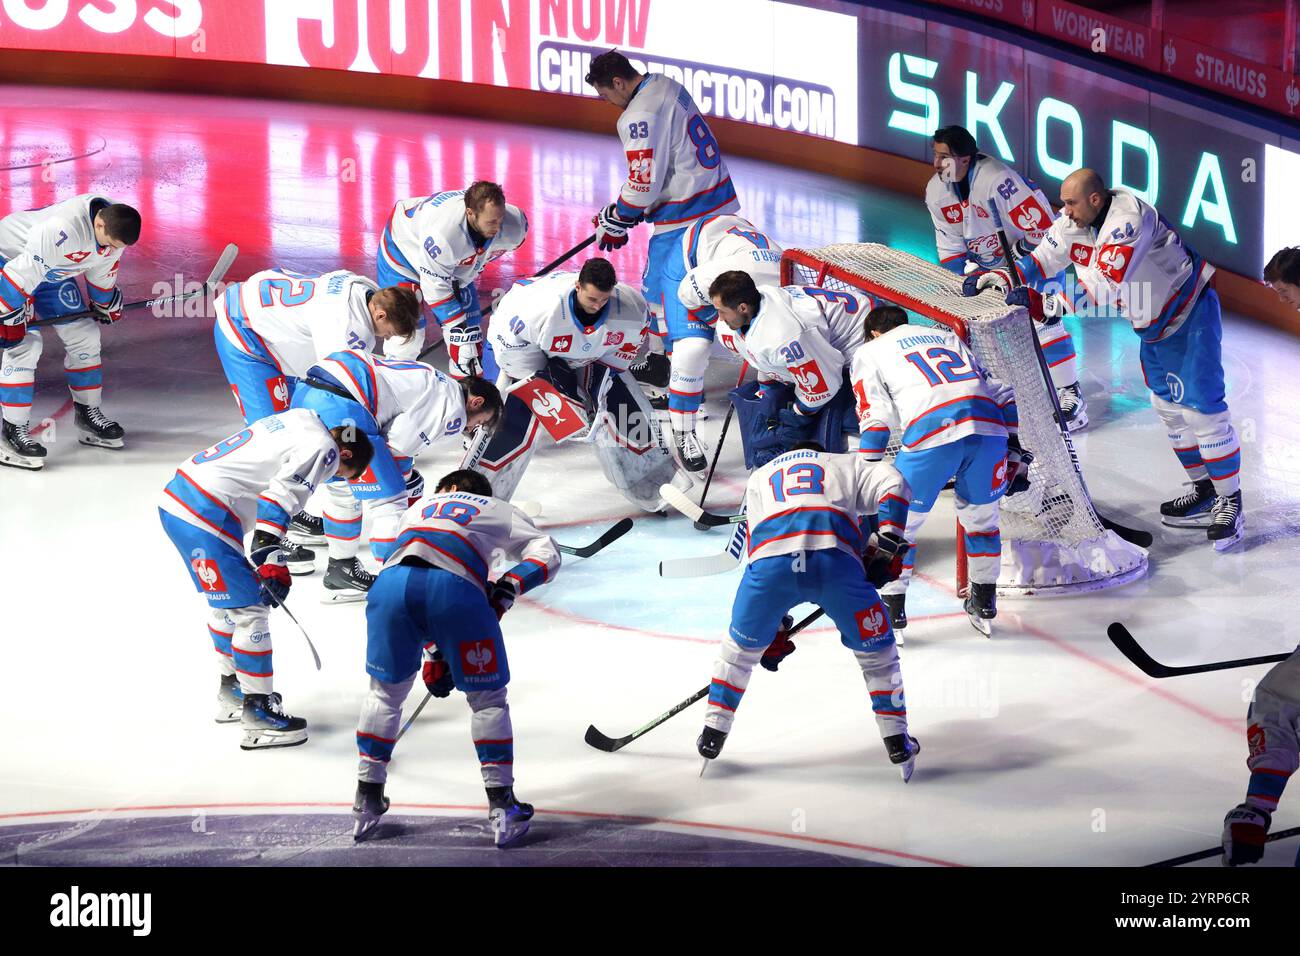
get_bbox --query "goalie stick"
[30,242,240,328]
[556,517,634,558]
[1147,825,1300,867]
[987,208,1154,550]
[584,607,826,752]
[1107,623,1293,678]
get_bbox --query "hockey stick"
[660,481,744,526]
[556,517,634,558]
[659,505,747,578]
[29,242,239,328]
[246,558,323,671]
[396,691,433,741]
[584,607,827,752]
[1147,825,1300,867]
[988,209,1153,550]
[1107,623,1293,678]
[693,361,750,531]
[416,234,597,363]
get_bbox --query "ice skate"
[884,733,920,782]
[883,593,907,646]
[1057,383,1088,432]
[672,428,708,474]
[240,692,308,750]
[286,511,325,545]
[697,725,727,775]
[964,582,995,637]
[215,674,243,723]
[352,780,390,841]
[1160,478,1215,528]
[74,403,124,448]
[0,420,46,470]
[486,786,534,848]
[322,556,374,603]
[1208,490,1243,552]
[280,540,317,575]
[629,351,671,389]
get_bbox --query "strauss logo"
[791,361,826,395]
[193,559,221,591]
[531,391,565,424]
[1013,201,1046,232]
[464,641,495,675]
[993,457,1008,490]
[857,604,888,639]
[272,380,288,405]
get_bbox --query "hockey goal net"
[782,243,1148,595]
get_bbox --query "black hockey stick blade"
[1146,824,1300,867]
[1108,622,1292,678]
[1099,514,1154,549]
[583,608,825,752]
[557,518,634,558]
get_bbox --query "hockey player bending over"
[974,168,1243,550]
[352,468,560,847]
[1264,247,1300,312]
[1222,647,1299,866]
[853,305,1025,638]
[698,442,919,781]
[479,258,687,511]
[709,270,868,469]
[0,196,141,468]
[157,409,374,749]
[286,350,502,602]
[376,181,528,371]
[926,126,1085,429]
[661,214,784,471]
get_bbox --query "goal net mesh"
[782,243,1147,594]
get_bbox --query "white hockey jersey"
[159,408,341,550]
[216,268,378,379]
[1243,647,1300,815]
[612,73,739,233]
[851,323,1016,457]
[1017,188,1214,342]
[926,154,1055,272]
[488,271,649,380]
[0,194,124,312]
[675,215,784,313]
[308,350,466,464]
[718,285,870,413]
[386,491,561,598]
[745,448,909,563]
[379,190,528,328]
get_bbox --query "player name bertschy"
[49,885,151,936]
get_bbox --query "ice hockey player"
[583,52,739,409]
[285,348,502,602]
[977,168,1242,550]
[479,258,687,511]
[377,181,529,371]
[1264,246,1300,311]
[213,267,419,566]
[697,442,919,781]
[927,126,1085,429]
[852,304,1026,638]
[157,408,374,750]
[658,214,784,471]
[1221,646,1299,866]
[708,270,868,468]
[351,468,560,847]
[0,195,141,468]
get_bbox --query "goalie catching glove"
[445,323,483,379]
[592,204,639,252]
[863,532,909,588]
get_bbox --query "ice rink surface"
[0,87,1296,866]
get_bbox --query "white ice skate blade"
[1065,412,1088,432]
[1161,514,1212,529]
[0,446,43,469]
[490,810,530,848]
[1213,528,1244,552]
[240,729,308,750]
[285,529,326,545]
[968,612,993,637]
[214,708,241,724]
[321,587,369,604]
[898,757,916,783]
[77,433,124,449]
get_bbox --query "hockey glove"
[1221,804,1271,866]
[405,468,425,508]
[445,323,483,379]
[773,406,816,450]
[593,204,638,252]
[250,544,292,607]
[489,579,517,620]
[960,269,1010,297]
[1004,435,1033,497]
[761,616,797,672]
[1,299,32,347]
[92,287,124,325]
[1005,285,1046,324]
[422,649,455,698]
[863,532,910,588]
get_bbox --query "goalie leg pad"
[324,479,363,561]
[729,379,795,470]
[466,687,514,789]
[667,335,711,432]
[356,673,416,783]
[591,369,682,511]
